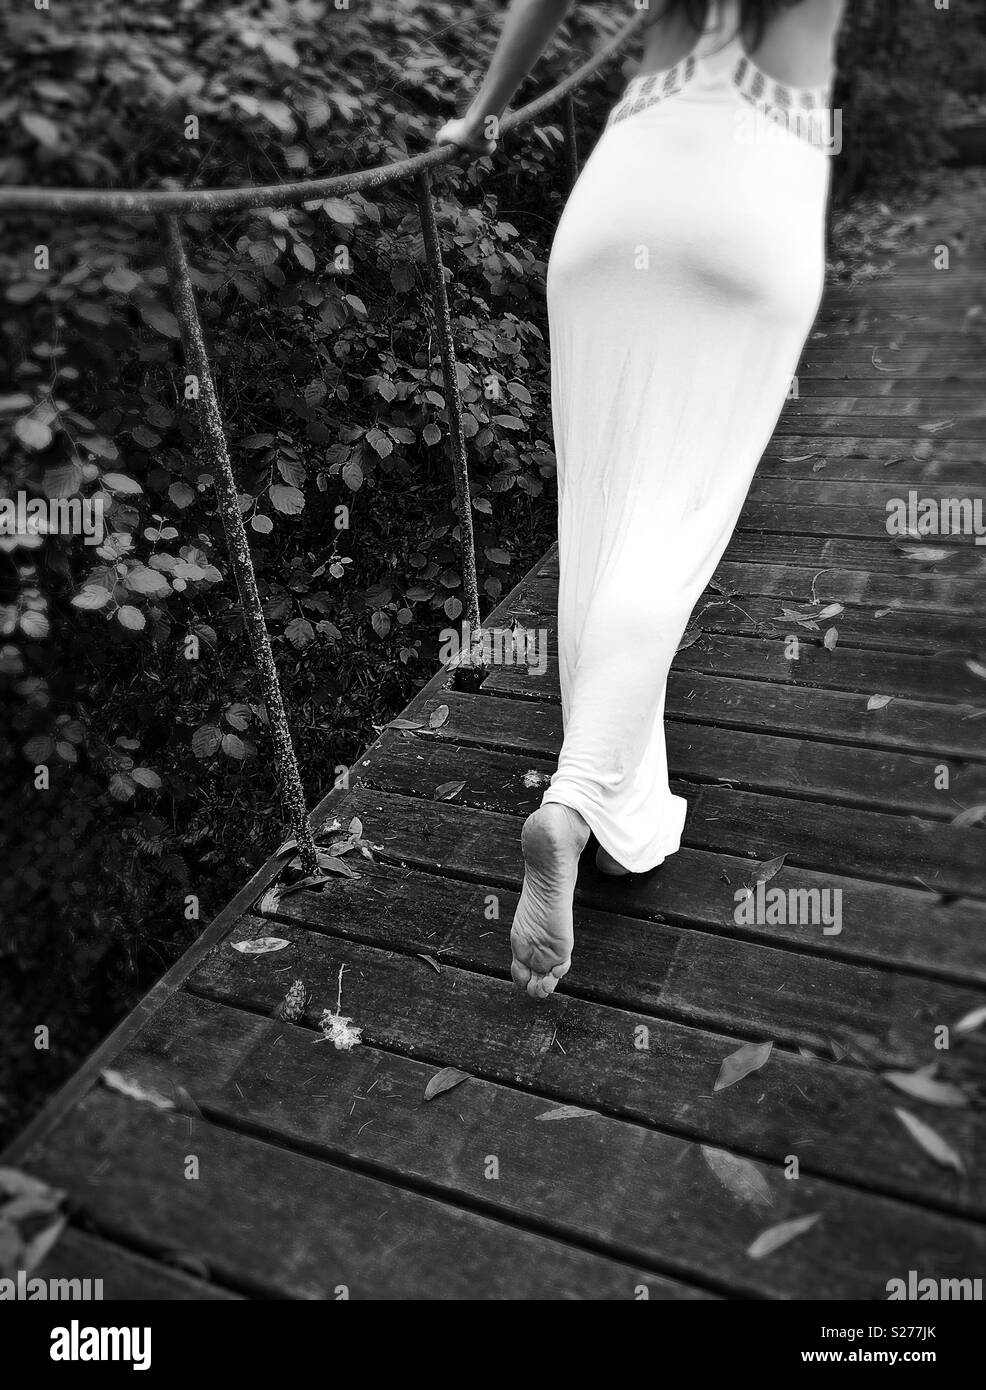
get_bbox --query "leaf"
[169,482,195,509]
[423,1067,472,1101]
[101,1069,175,1111]
[747,1213,821,1260]
[14,414,55,451]
[823,626,839,651]
[270,484,305,515]
[0,1167,60,1199]
[192,724,221,758]
[966,660,986,682]
[117,606,146,632]
[231,936,291,955]
[535,1106,598,1122]
[816,603,844,619]
[221,732,245,759]
[314,853,355,878]
[131,767,162,790]
[139,302,180,340]
[954,1004,986,1036]
[417,954,442,974]
[433,780,465,801]
[701,1146,774,1208]
[102,266,142,294]
[101,472,142,494]
[714,1040,773,1093]
[894,1108,964,1173]
[423,422,442,446]
[749,854,786,890]
[429,704,450,729]
[867,694,893,711]
[126,566,168,595]
[952,804,986,828]
[883,1069,968,1108]
[21,111,59,147]
[323,197,358,225]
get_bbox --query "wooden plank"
[260,850,986,1070]
[92,989,986,1300]
[726,533,982,579]
[479,669,986,760]
[185,915,986,1217]
[737,502,986,541]
[510,573,986,655]
[375,686,986,818]
[315,786,986,985]
[356,729,986,896]
[747,477,986,507]
[36,1228,241,1300]
[23,1089,692,1301]
[486,625,986,706]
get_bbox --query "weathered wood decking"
[7,187,986,1300]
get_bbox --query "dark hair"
[649,1,803,49]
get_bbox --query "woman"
[437,0,846,999]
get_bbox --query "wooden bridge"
[4,181,985,1299]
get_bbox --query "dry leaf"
[424,1067,471,1101]
[749,855,786,891]
[433,780,465,801]
[101,1069,175,1111]
[348,816,363,839]
[714,1040,773,1093]
[951,804,986,828]
[536,1105,597,1122]
[898,546,956,563]
[747,1213,821,1260]
[315,852,356,877]
[316,1011,362,1051]
[0,1168,59,1200]
[428,704,450,729]
[231,936,291,954]
[966,660,986,681]
[388,717,424,731]
[823,627,839,651]
[701,1146,774,1208]
[883,1069,968,1108]
[522,769,551,789]
[895,1108,964,1173]
[676,628,702,652]
[955,1004,986,1036]
[867,694,894,711]
[257,885,282,914]
[417,953,442,974]
[817,603,844,620]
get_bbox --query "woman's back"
[640,0,845,88]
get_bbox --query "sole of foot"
[510,803,590,1000]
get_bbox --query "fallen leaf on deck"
[919,419,956,434]
[257,885,282,914]
[701,1146,774,1208]
[867,695,894,711]
[315,852,356,877]
[274,838,297,857]
[433,780,465,801]
[536,1105,597,1122]
[817,603,844,620]
[0,1168,61,1200]
[428,704,450,729]
[101,1069,175,1110]
[898,546,956,563]
[714,1040,773,1093]
[965,660,986,681]
[894,1108,964,1173]
[954,1004,986,1036]
[676,628,702,651]
[417,953,442,974]
[951,804,986,828]
[231,936,291,955]
[747,1213,821,1260]
[348,816,363,839]
[748,855,787,892]
[824,627,839,651]
[883,1068,968,1108]
[522,769,551,789]
[388,717,424,731]
[424,1067,471,1101]
[874,608,895,619]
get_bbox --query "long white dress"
[541,0,834,872]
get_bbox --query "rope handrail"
[1,9,645,876]
[0,14,646,216]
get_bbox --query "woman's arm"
[437,0,574,154]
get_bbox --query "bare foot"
[595,845,632,877]
[510,804,590,1000]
